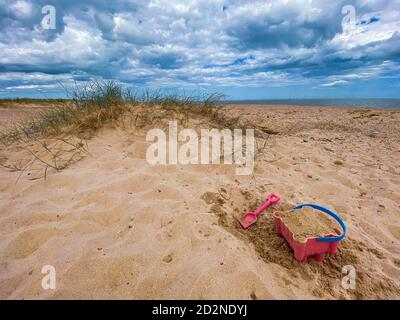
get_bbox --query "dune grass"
[0,80,263,176]
[0,80,243,144]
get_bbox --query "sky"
[0,0,400,100]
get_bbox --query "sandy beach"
[0,102,399,300]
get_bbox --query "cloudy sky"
[0,0,400,99]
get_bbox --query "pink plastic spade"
[239,193,281,229]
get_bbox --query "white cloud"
[0,0,399,95]
[10,0,32,17]
[319,80,349,87]
[5,83,58,90]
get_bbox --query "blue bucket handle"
[292,204,347,242]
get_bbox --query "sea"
[227,99,400,109]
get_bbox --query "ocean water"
[227,99,400,109]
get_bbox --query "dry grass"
[0,80,245,144]
[0,81,128,143]
[0,80,270,179]
[0,136,89,181]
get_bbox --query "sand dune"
[0,104,399,299]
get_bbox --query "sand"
[0,103,399,299]
[278,207,339,243]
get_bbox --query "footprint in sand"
[162,254,173,263]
